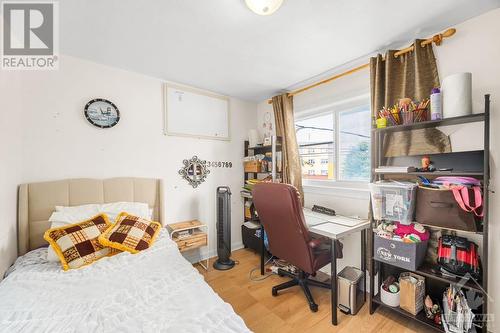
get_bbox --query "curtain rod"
[267,28,456,104]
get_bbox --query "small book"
[375,166,416,173]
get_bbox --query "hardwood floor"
[196,248,434,333]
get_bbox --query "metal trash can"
[337,266,364,315]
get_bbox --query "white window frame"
[295,94,371,194]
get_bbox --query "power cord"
[249,256,275,281]
[248,257,297,281]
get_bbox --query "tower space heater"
[213,186,235,270]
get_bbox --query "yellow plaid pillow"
[99,212,162,254]
[44,214,113,271]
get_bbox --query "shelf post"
[271,135,277,181]
[482,94,490,333]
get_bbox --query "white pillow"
[54,204,100,220]
[47,202,152,262]
[99,202,151,222]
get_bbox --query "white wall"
[0,55,257,274]
[0,74,23,277]
[434,9,500,331]
[258,8,500,329]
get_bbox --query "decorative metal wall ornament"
[179,156,210,188]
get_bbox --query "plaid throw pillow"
[99,212,161,254]
[44,214,113,271]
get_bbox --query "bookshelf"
[241,136,281,275]
[368,95,491,333]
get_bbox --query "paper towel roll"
[442,72,472,118]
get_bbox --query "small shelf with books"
[242,136,281,275]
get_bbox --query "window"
[296,113,334,181]
[338,108,371,181]
[296,104,371,183]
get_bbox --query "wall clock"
[84,98,120,128]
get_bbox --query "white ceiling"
[59,0,500,101]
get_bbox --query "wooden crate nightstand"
[167,220,209,270]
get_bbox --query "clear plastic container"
[369,181,417,224]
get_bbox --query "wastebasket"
[337,266,364,315]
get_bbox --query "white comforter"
[0,230,250,333]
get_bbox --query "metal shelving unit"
[368,95,491,333]
[242,136,281,275]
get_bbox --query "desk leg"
[361,229,366,303]
[331,239,337,326]
[260,225,265,275]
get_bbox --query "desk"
[259,208,370,326]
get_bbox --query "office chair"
[253,182,332,312]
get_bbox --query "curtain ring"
[433,34,443,46]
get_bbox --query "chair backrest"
[253,183,315,273]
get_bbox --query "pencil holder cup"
[376,118,387,128]
[414,108,430,123]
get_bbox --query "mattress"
[0,230,250,333]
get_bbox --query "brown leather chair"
[253,182,331,312]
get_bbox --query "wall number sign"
[206,161,233,168]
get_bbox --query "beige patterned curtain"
[370,39,450,156]
[272,93,304,205]
[369,40,445,274]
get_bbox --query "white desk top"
[303,208,365,227]
[303,208,370,239]
[308,220,370,239]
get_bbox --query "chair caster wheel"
[272,288,278,296]
[309,304,318,312]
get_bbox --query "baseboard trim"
[183,241,244,264]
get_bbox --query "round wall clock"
[84,98,120,128]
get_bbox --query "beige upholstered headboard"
[18,177,164,256]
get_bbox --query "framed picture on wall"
[163,83,230,141]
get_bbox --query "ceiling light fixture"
[245,0,283,16]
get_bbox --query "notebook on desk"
[303,208,365,227]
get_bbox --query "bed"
[0,178,250,332]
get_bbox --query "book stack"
[375,166,416,173]
[240,178,261,198]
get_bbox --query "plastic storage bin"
[337,266,365,315]
[370,181,417,224]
